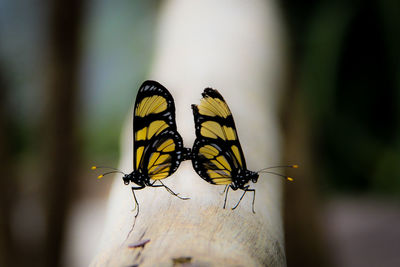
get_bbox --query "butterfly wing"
[133,80,187,180]
[191,88,247,185]
[144,129,185,180]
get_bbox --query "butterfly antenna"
[91,166,126,179]
[257,164,298,173]
[258,170,294,182]
[91,165,122,171]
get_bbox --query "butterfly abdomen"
[181,147,192,161]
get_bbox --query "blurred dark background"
[282,0,400,266]
[0,0,399,266]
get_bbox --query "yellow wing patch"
[198,97,231,118]
[150,171,170,180]
[136,146,145,169]
[212,178,232,185]
[201,121,224,139]
[198,145,233,172]
[147,152,172,180]
[200,125,218,139]
[199,145,219,159]
[136,95,167,117]
[200,121,237,140]
[157,139,175,152]
[135,120,168,142]
[136,127,147,141]
[147,120,168,139]
[155,154,170,166]
[149,163,170,176]
[216,155,231,171]
[148,152,171,168]
[231,145,243,167]
[206,169,232,185]
[223,126,237,140]
[210,159,225,169]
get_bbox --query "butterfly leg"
[232,186,256,213]
[249,188,256,214]
[152,181,190,200]
[220,185,229,196]
[223,185,231,209]
[131,186,145,217]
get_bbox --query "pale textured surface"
[90,0,286,266]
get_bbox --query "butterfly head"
[123,173,133,185]
[91,166,149,186]
[123,171,148,186]
[248,170,259,183]
[231,169,259,189]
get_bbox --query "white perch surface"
[91,0,286,266]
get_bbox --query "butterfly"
[191,88,297,213]
[93,80,191,217]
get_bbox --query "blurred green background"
[284,0,400,195]
[0,0,399,267]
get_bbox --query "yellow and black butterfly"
[93,80,191,217]
[191,88,297,213]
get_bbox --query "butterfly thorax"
[123,171,149,187]
[230,169,259,190]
